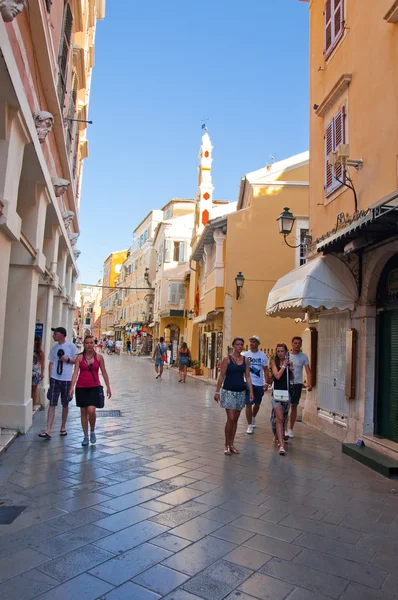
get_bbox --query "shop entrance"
[376,254,398,443]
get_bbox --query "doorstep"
[362,434,398,461]
[0,429,18,457]
[342,443,398,479]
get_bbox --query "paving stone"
[340,582,397,600]
[98,488,161,511]
[260,557,348,599]
[93,505,156,532]
[170,516,224,541]
[382,573,398,596]
[201,507,238,524]
[0,547,49,584]
[94,519,169,554]
[231,515,301,543]
[30,572,114,600]
[211,524,255,545]
[243,533,302,560]
[162,590,205,600]
[37,544,114,582]
[260,497,318,518]
[224,592,262,600]
[223,546,272,571]
[239,571,295,600]
[149,476,199,493]
[134,564,190,595]
[358,533,398,555]
[89,542,172,585]
[55,491,113,512]
[99,476,160,497]
[150,466,192,480]
[162,535,236,576]
[218,500,269,519]
[150,532,193,552]
[183,559,252,600]
[279,514,363,544]
[31,523,110,558]
[285,586,333,600]
[159,488,206,506]
[187,480,220,492]
[139,499,175,513]
[103,581,161,599]
[0,569,58,600]
[149,502,210,528]
[294,531,375,564]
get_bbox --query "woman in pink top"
[70,335,112,446]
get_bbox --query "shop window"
[324,0,344,59]
[325,107,346,196]
[57,2,73,107]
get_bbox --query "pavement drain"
[96,410,122,418]
[0,505,27,524]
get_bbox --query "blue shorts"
[155,358,164,367]
[245,385,264,405]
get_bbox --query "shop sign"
[35,322,43,340]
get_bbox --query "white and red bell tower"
[194,130,214,236]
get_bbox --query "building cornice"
[315,73,352,118]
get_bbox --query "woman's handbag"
[97,385,105,408]
[272,363,291,402]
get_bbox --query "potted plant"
[190,360,203,376]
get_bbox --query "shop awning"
[266,255,358,318]
[193,313,208,324]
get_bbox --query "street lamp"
[276,207,311,250]
[187,310,194,320]
[235,272,245,300]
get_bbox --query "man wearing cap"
[243,336,269,434]
[38,327,78,439]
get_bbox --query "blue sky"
[78,0,309,283]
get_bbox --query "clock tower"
[194,131,214,237]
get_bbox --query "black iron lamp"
[187,309,194,320]
[277,207,311,250]
[235,272,245,300]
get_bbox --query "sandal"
[279,447,286,455]
[230,446,240,454]
[224,446,232,456]
[38,431,51,439]
[273,437,280,446]
[60,430,67,436]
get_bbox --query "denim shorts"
[245,385,264,405]
[155,358,164,367]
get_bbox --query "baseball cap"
[51,327,67,336]
[249,335,261,344]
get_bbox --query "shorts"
[290,384,303,406]
[47,378,71,407]
[126,347,131,353]
[245,385,264,405]
[179,356,190,367]
[220,389,246,411]
[155,358,164,367]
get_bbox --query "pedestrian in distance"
[270,343,294,455]
[177,342,191,383]
[115,339,122,355]
[243,335,269,434]
[126,339,132,355]
[153,336,167,379]
[214,337,254,456]
[69,335,112,446]
[32,336,45,410]
[98,339,103,353]
[38,327,78,440]
[286,336,312,439]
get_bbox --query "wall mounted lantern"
[235,272,245,300]
[187,310,194,320]
[277,207,311,250]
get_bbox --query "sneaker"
[246,425,254,434]
[90,432,97,444]
[252,417,256,428]
[82,437,89,447]
[287,429,295,438]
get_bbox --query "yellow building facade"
[269,1,398,459]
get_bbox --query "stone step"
[342,443,398,479]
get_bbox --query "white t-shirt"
[116,340,122,349]
[48,341,78,381]
[243,351,268,386]
[290,352,309,385]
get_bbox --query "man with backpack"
[152,336,167,380]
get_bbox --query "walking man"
[38,327,78,439]
[244,335,269,434]
[287,336,312,438]
[153,336,167,379]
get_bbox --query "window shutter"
[178,241,186,262]
[324,0,333,56]
[325,119,334,194]
[164,239,173,262]
[58,3,73,106]
[333,107,345,184]
[169,282,177,305]
[333,0,344,45]
[177,283,185,304]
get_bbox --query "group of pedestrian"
[37,327,112,446]
[214,334,311,456]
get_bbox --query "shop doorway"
[376,255,398,443]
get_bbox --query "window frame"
[324,0,345,60]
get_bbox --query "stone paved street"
[0,356,397,600]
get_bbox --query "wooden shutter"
[333,107,345,184]
[177,283,185,304]
[164,239,173,263]
[58,3,73,106]
[324,0,333,56]
[178,241,186,262]
[324,119,334,194]
[333,0,344,45]
[168,282,177,305]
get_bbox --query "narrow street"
[0,355,397,600]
